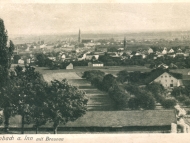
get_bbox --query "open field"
[170,69,190,75]
[38,69,116,111]
[34,66,151,112]
[34,65,151,77]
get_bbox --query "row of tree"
[82,70,177,110]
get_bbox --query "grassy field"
[34,65,151,77]
[170,68,190,75]
[34,66,116,111]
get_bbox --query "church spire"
[78,29,81,43]
[124,36,126,48]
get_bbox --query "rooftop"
[62,110,176,127]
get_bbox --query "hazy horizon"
[1,3,190,36]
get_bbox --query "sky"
[1,2,190,36]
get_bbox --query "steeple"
[78,29,81,43]
[124,36,126,48]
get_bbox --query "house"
[40,44,46,49]
[107,52,119,57]
[82,39,94,43]
[158,63,169,69]
[169,63,178,69]
[26,59,30,64]
[125,50,132,55]
[88,61,104,67]
[162,47,167,55]
[117,48,124,51]
[148,48,154,54]
[60,54,66,59]
[150,72,182,88]
[168,48,175,54]
[48,57,56,61]
[167,53,176,58]
[18,59,24,65]
[177,48,182,53]
[86,54,99,60]
[66,63,73,69]
[141,54,146,59]
[94,52,105,56]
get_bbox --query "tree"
[146,82,165,95]
[82,70,105,81]
[146,83,165,103]
[126,85,156,110]
[102,74,116,91]
[91,77,103,89]
[136,90,156,110]
[12,65,47,134]
[30,106,47,134]
[117,70,130,83]
[13,55,21,64]
[46,79,88,134]
[108,83,129,109]
[162,99,176,109]
[184,99,190,106]
[128,97,140,110]
[171,87,185,98]
[0,76,18,131]
[35,53,47,67]
[0,18,15,132]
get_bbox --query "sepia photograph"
[0,0,190,138]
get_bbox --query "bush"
[176,96,188,102]
[102,74,116,91]
[0,114,3,125]
[184,99,190,106]
[138,92,156,110]
[186,110,190,115]
[108,84,130,109]
[162,99,176,109]
[82,70,105,81]
[128,97,140,110]
[155,94,165,103]
[127,88,156,110]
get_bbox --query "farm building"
[88,61,104,67]
[66,63,73,69]
[150,72,182,88]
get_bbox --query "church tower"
[78,29,81,43]
[124,36,126,48]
